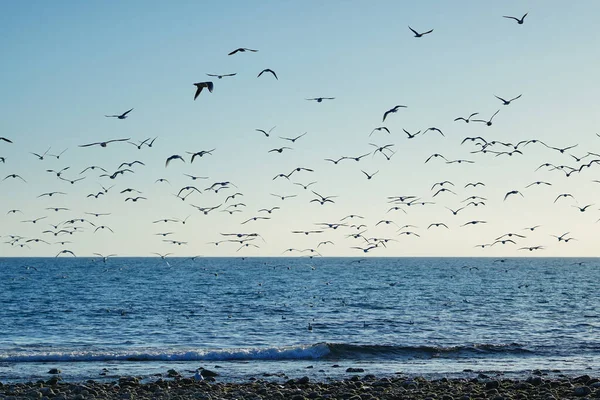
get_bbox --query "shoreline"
[1,373,599,400]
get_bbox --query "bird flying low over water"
[228,47,258,55]
[105,108,133,119]
[193,82,214,100]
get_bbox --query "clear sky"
[1,1,600,257]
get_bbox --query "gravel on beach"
[1,373,600,400]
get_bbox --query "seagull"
[504,190,524,201]
[228,47,258,56]
[80,166,108,174]
[361,170,379,180]
[207,73,236,79]
[408,26,434,37]
[93,253,117,263]
[403,129,421,139]
[257,69,278,80]
[0,137,13,143]
[423,127,444,137]
[128,138,150,149]
[306,97,335,102]
[382,105,407,122]
[425,154,448,163]
[31,147,51,160]
[503,13,528,24]
[193,82,214,99]
[256,126,276,137]
[125,197,147,202]
[294,181,317,190]
[573,204,593,212]
[454,113,479,123]
[3,174,26,183]
[94,225,114,233]
[472,110,500,126]
[241,216,270,224]
[79,138,130,148]
[279,132,307,143]
[525,181,552,188]
[495,94,522,105]
[269,147,293,154]
[370,127,390,137]
[188,149,215,163]
[258,207,280,214]
[184,174,208,181]
[428,223,449,229]
[461,220,487,227]
[105,108,133,119]
[165,155,185,167]
[56,250,76,257]
[554,193,575,203]
[465,182,485,188]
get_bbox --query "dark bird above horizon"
[279,132,307,143]
[257,69,278,80]
[188,149,215,163]
[228,48,258,56]
[3,174,26,183]
[408,26,434,37]
[165,155,185,167]
[383,105,407,122]
[256,126,276,137]
[503,13,528,24]
[370,127,390,137]
[105,108,133,119]
[504,190,524,201]
[79,138,130,148]
[0,137,13,143]
[495,94,522,105]
[472,110,500,126]
[207,73,236,79]
[193,82,214,99]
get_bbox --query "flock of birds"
[1,12,598,260]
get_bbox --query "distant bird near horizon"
[473,110,500,126]
[79,138,130,148]
[454,113,479,123]
[105,108,133,119]
[306,97,335,102]
[495,94,522,105]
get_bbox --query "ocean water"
[1,257,599,383]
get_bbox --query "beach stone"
[200,368,219,378]
[296,376,310,384]
[574,386,592,397]
[346,368,365,373]
[442,395,454,400]
[38,388,54,397]
[486,381,500,390]
[291,395,306,400]
[575,375,593,384]
[47,369,61,375]
[167,369,180,378]
[402,380,418,389]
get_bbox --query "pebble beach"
[2,372,600,400]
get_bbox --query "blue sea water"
[0,257,599,383]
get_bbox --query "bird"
[0,137,13,143]
[188,149,215,163]
[383,105,407,122]
[306,97,335,102]
[573,204,593,212]
[423,127,444,137]
[504,190,524,201]
[228,47,258,56]
[193,82,214,99]
[165,155,185,167]
[403,129,421,139]
[56,250,76,257]
[425,154,448,163]
[554,193,575,203]
[472,110,500,126]
[79,138,130,148]
[105,108,133,119]
[428,223,449,229]
[361,170,379,180]
[279,132,307,143]
[257,69,278,79]
[294,181,317,190]
[269,147,293,154]
[93,253,117,263]
[408,26,434,37]
[503,13,528,24]
[125,197,147,202]
[495,94,522,105]
[207,73,236,79]
[31,147,51,160]
[455,113,481,124]
[3,174,26,183]
[465,182,485,188]
[256,126,277,137]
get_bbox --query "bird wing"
[408,26,419,35]
[121,108,134,117]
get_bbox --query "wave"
[0,342,533,363]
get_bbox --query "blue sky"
[1,1,600,257]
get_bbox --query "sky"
[1,0,600,257]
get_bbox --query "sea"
[1,257,599,383]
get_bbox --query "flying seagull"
[495,94,522,105]
[193,82,214,100]
[79,138,130,148]
[503,13,528,24]
[228,48,258,56]
[257,69,278,80]
[408,26,433,37]
[383,105,407,122]
[207,73,236,79]
[105,108,133,119]
[306,97,335,102]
